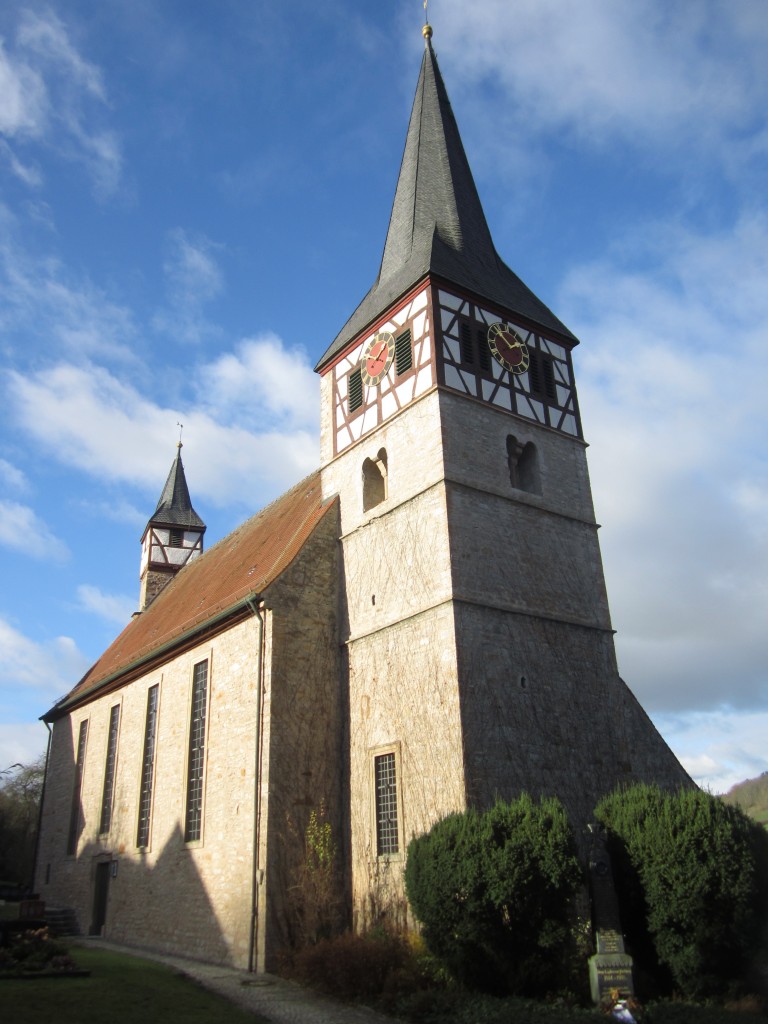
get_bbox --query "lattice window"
[99,705,120,835]
[67,719,88,856]
[395,329,413,375]
[136,685,159,848]
[348,367,364,412]
[184,661,209,843]
[374,751,400,856]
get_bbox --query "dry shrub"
[286,929,429,1003]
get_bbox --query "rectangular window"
[98,705,121,835]
[136,685,159,848]
[67,719,88,856]
[374,751,400,856]
[477,327,492,372]
[184,661,209,843]
[395,329,413,375]
[168,528,184,547]
[348,366,364,412]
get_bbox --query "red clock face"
[488,322,529,374]
[361,332,395,386]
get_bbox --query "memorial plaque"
[589,952,634,1005]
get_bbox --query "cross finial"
[176,422,184,448]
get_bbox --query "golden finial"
[176,421,184,449]
[423,0,432,42]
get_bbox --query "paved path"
[72,938,404,1024]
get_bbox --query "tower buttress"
[139,444,206,611]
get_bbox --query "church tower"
[317,27,689,925]
[139,444,206,611]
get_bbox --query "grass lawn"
[0,944,269,1024]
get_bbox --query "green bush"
[596,784,768,998]
[404,795,582,996]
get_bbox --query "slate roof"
[315,38,576,373]
[46,471,336,719]
[144,446,206,533]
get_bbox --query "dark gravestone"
[587,823,634,1004]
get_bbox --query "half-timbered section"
[436,287,582,437]
[328,286,435,456]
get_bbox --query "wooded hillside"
[720,772,768,827]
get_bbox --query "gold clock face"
[488,322,529,374]
[361,331,395,386]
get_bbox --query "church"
[35,26,690,972]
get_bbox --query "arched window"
[507,435,540,495]
[363,449,388,511]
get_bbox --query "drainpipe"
[32,721,53,895]
[246,596,266,973]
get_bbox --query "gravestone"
[587,823,634,1004]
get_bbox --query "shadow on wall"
[76,826,233,964]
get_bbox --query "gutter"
[246,596,266,973]
[32,722,52,893]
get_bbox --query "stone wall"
[36,618,261,966]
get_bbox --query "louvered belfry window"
[136,685,159,848]
[374,752,399,856]
[99,705,121,835]
[184,661,209,843]
[348,367,364,412]
[460,322,474,364]
[395,329,413,375]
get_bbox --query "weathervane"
[423,0,432,42]
[176,421,184,448]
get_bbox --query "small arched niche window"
[507,435,541,495]
[363,448,388,512]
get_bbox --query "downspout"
[32,721,53,894]
[246,596,266,973]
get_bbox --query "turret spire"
[139,445,206,611]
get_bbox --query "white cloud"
[0,218,137,361]
[0,499,69,562]
[5,356,319,509]
[0,616,90,714]
[435,0,768,154]
[652,708,768,794]
[201,333,319,432]
[0,458,28,493]
[0,722,49,773]
[152,229,225,345]
[561,215,768,717]
[0,8,121,194]
[76,584,135,626]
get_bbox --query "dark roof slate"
[47,471,336,718]
[316,40,576,372]
[145,447,206,532]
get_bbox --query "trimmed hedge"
[596,784,768,998]
[404,795,582,995]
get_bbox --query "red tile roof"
[49,471,336,716]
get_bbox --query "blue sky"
[1,0,767,794]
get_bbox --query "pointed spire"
[316,32,575,371]
[147,445,206,532]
